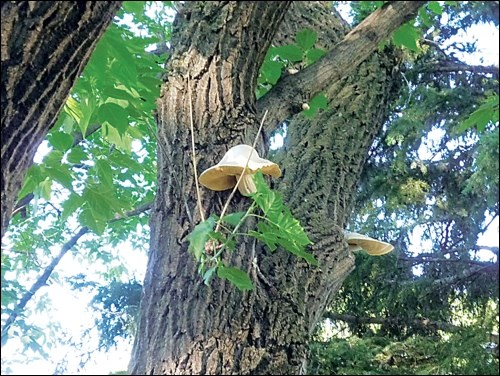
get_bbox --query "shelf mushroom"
[199,144,281,196]
[345,231,394,256]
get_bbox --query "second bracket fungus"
[199,144,281,196]
[345,231,394,256]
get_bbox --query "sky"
[1,3,499,375]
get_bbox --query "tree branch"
[324,312,461,333]
[70,123,102,147]
[0,201,153,347]
[398,255,496,267]
[476,245,499,256]
[418,61,499,76]
[1,227,88,347]
[387,265,497,287]
[257,1,427,132]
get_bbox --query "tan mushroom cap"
[345,231,394,256]
[199,144,281,191]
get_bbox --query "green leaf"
[18,165,44,199]
[122,1,145,15]
[108,151,143,170]
[59,113,76,134]
[203,266,217,286]
[45,166,73,190]
[418,6,433,28]
[127,125,144,139]
[65,97,84,128]
[48,131,73,152]
[61,193,84,220]
[305,48,326,65]
[456,95,499,133]
[222,212,246,227]
[251,173,283,221]
[392,23,421,52]
[95,159,114,188]
[277,237,318,266]
[83,183,128,221]
[187,216,216,261]
[250,172,315,264]
[427,1,443,15]
[261,60,283,85]
[102,123,133,153]
[38,178,52,201]
[98,102,130,135]
[274,44,304,62]
[43,150,64,166]
[296,29,317,51]
[303,93,328,118]
[249,229,279,252]
[102,85,139,102]
[79,96,95,138]
[66,147,88,164]
[79,207,106,234]
[217,265,253,291]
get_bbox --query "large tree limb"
[257,1,427,132]
[0,201,152,347]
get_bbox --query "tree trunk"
[131,2,403,375]
[1,1,122,239]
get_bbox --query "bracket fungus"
[199,144,281,196]
[345,231,394,256]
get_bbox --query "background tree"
[1,1,122,239]
[1,1,497,375]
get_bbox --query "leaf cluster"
[188,172,315,291]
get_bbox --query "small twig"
[401,71,412,108]
[188,77,205,222]
[211,201,257,261]
[215,110,268,233]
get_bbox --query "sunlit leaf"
[187,216,216,261]
[217,265,253,291]
[427,1,443,15]
[98,102,130,135]
[296,28,317,51]
[66,147,88,164]
[392,23,421,52]
[221,211,246,227]
[48,131,73,152]
[305,48,326,65]
[95,159,114,188]
[274,44,304,62]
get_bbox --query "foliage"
[188,172,315,291]
[90,280,142,351]
[309,327,499,375]
[256,28,326,102]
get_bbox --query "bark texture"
[130,2,406,375]
[1,1,122,239]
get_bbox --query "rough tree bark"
[1,1,122,239]
[131,2,423,375]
